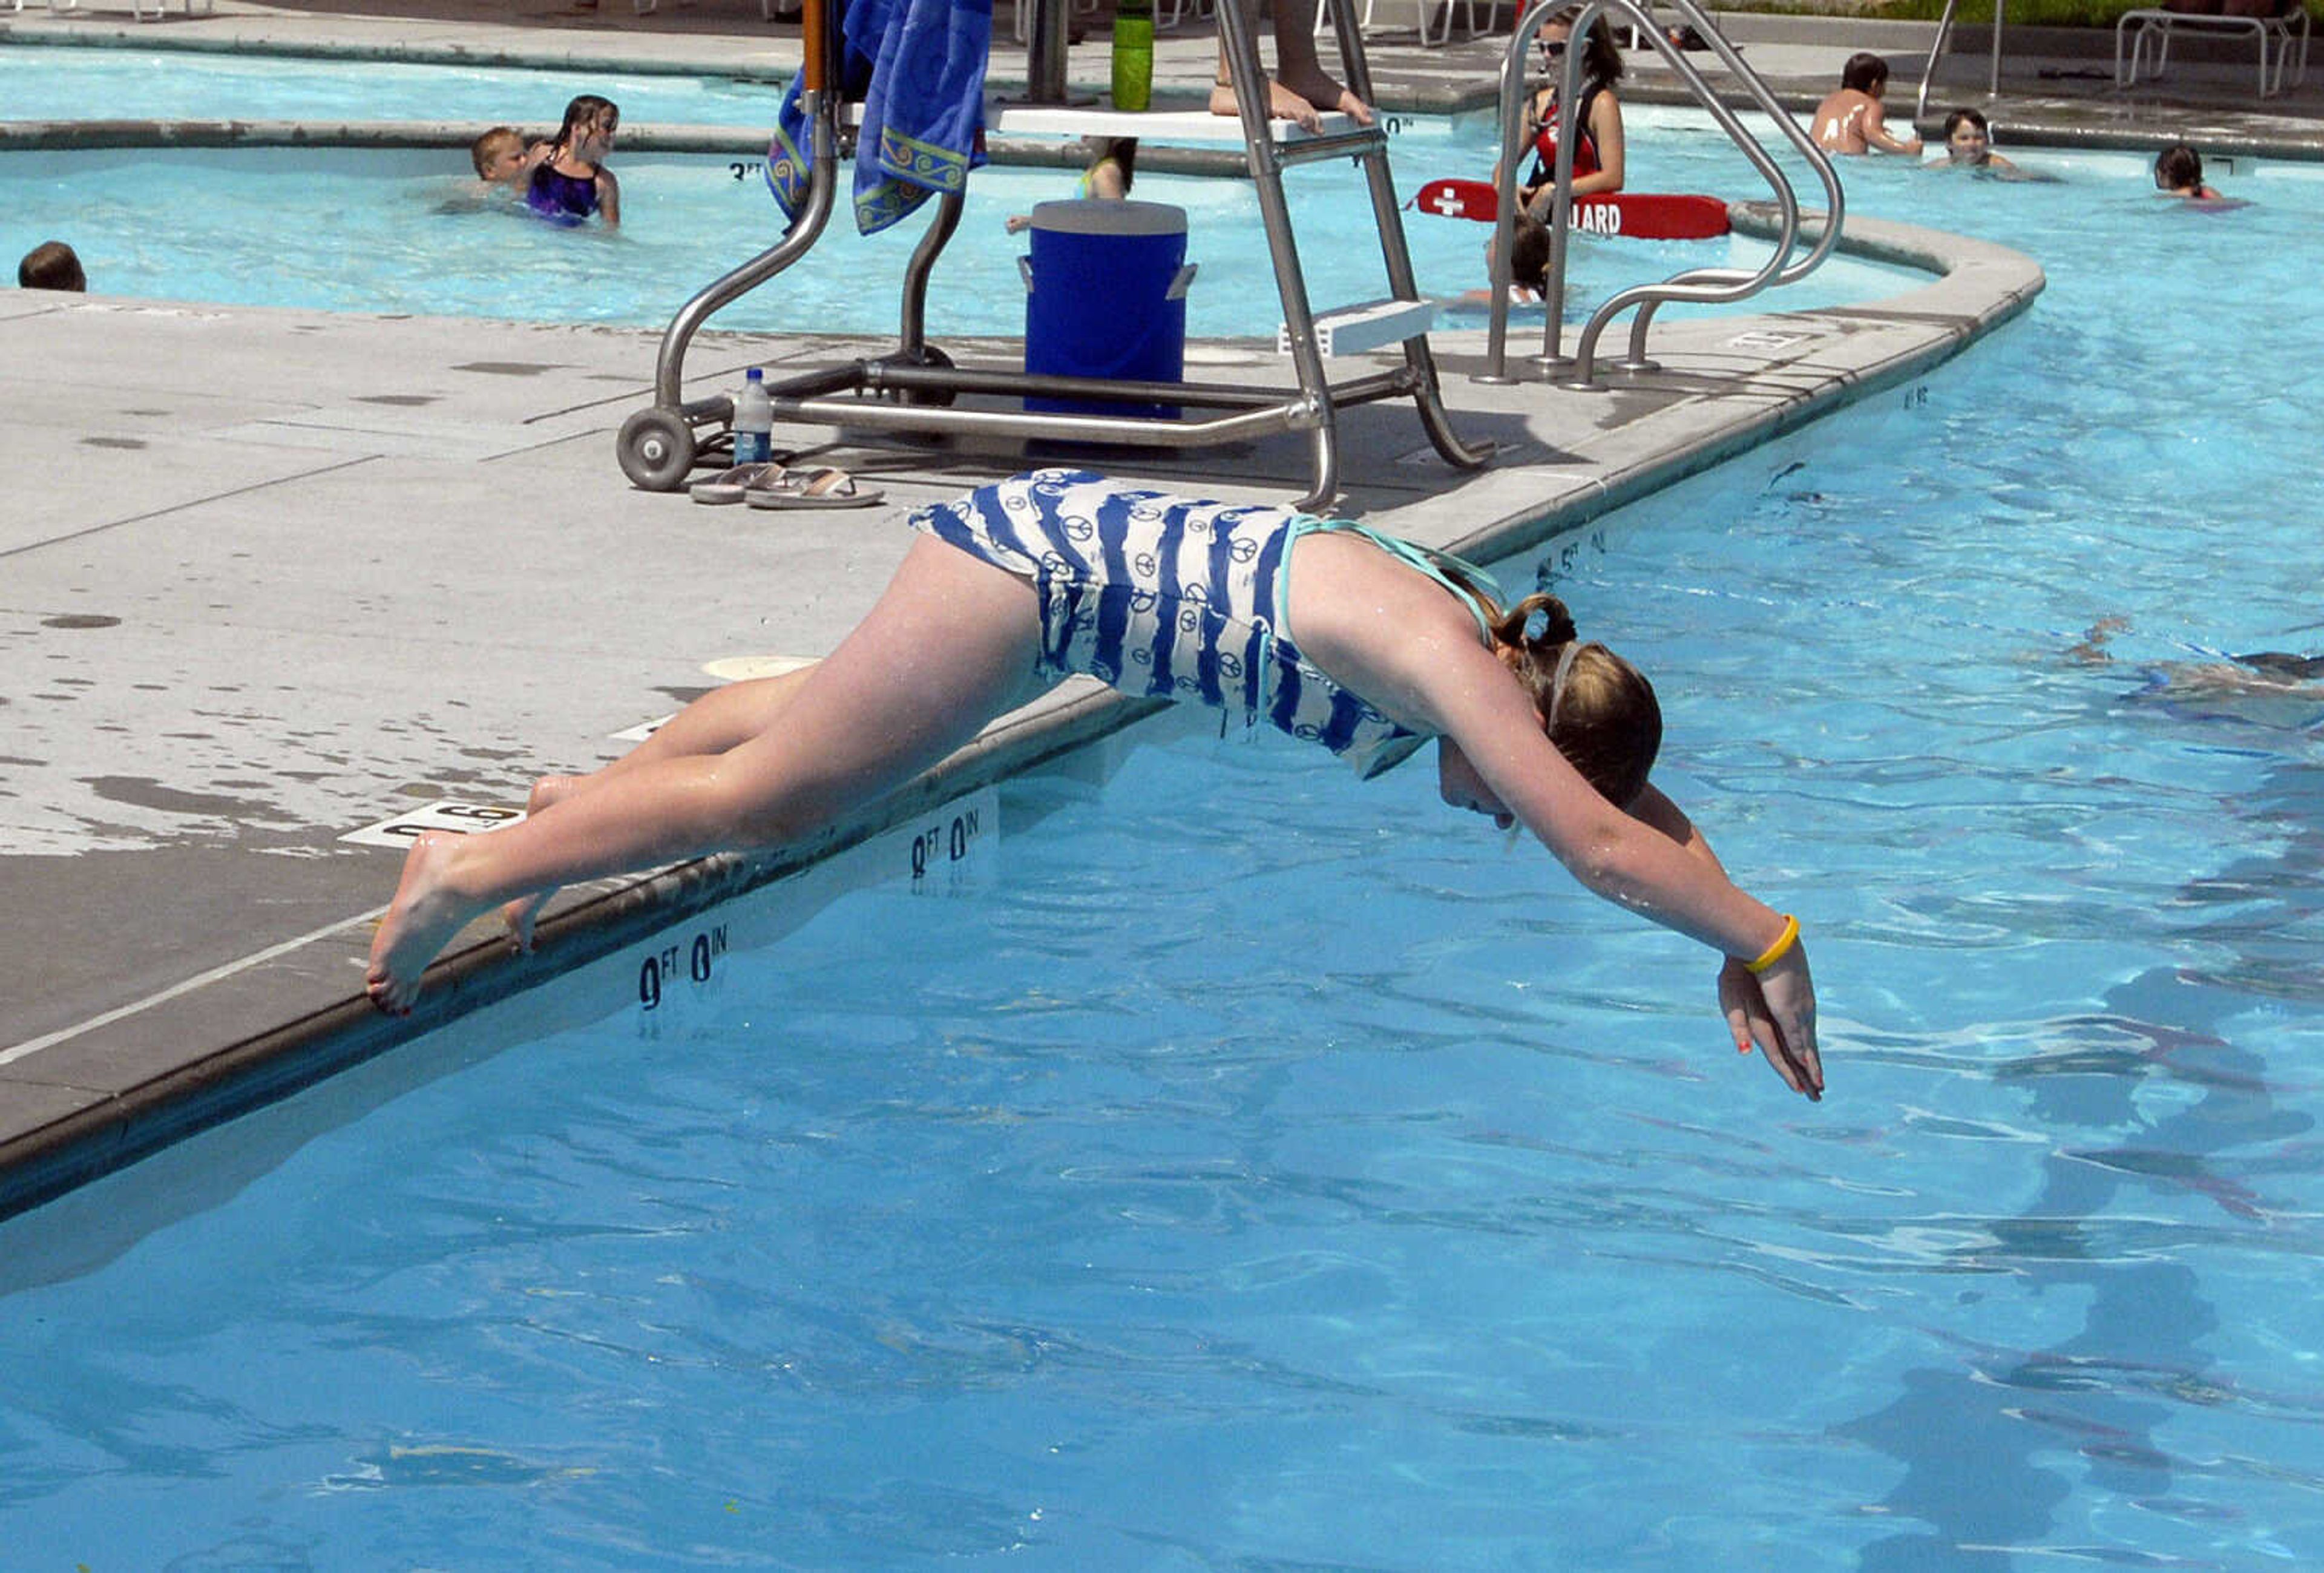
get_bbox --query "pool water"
[9,50,2324,1573]
[0,133,1911,338]
[0,43,790,128]
[0,42,2209,338]
[0,47,1940,337]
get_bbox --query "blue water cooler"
[1022,199,1195,420]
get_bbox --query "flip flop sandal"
[689,462,786,505]
[744,465,885,510]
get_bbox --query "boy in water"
[470,125,544,191]
[18,240,85,292]
[1811,53,1922,157]
[1931,108,2017,171]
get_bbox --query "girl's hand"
[1719,947,1822,1101]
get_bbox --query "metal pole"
[1027,0,1070,103]
[1215,0,1341,508]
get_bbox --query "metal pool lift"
[614,0,1489,510]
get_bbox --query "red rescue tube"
[1407,179,1730,240]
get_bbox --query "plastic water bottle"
[1111,0,1152,113]
[733,367,773,465]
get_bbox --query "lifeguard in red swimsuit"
[1513,6,1627,216]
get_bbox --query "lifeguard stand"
[614,0,1489,510]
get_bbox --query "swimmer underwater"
[367,470,1822,1099]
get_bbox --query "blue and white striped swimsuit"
[908,468,1501,778]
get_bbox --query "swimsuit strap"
[1279,515,1503,646]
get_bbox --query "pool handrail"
[1917,0,2007,121]
[1567,0,1846,385]
[1479,0,1845,390]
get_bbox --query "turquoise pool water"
[0,42,790,126]
[8,47,2324,1573]
[0,41,1923,334]
[0,131,1911,337]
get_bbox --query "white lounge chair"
[2116,0,2311,99]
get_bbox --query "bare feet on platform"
[1211,78,1328,134]
[497,774,586,951]
[367,832,489,1016]
[1284,75,1374,128]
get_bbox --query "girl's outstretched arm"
[1627,784,1820,1098]
[1290,559,1821,1096]
[597,165,621,227]
[1466,698,1822,1098]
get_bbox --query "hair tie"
[1522,605,1551,644]
[1546,640,1586,729]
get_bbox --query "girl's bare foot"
[367,832,490,1014]
[498,774,586,950]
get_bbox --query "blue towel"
[766,0,992,236]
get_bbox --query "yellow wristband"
[1743,915,1800,975]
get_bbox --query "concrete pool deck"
[0,1,2311,1219]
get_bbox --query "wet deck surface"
[0,0,2311,1216]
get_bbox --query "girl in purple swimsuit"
[527,94,622,228]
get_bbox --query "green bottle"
[1111,0,1153,112]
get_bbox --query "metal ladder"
[614,0,1489,511]
[1476,0,1845,390]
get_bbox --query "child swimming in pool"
[2072,616,2323,726]
[1005,137,1136,233]
[1467,212,1553,306]
[528,94,621,227]
[2154,142,2226,202]
[1929,108,2016,172]
[367,470,1822,1098]
[18,239,85,292]
[1811,53,1922,158]
[470,125,545,192]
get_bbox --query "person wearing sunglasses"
[1512,6,1627,215]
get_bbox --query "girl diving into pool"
[367,470,1822,1099]
[527,94,622,227]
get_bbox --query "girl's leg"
[367,537,1046,1011]
[609,665,821,773]
[499,665,823,944]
